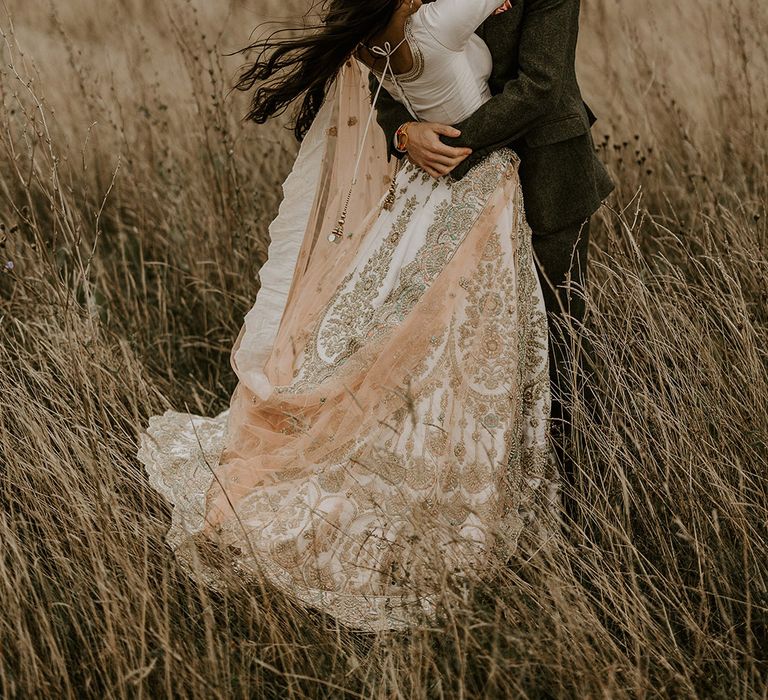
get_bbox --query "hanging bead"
[328,218,344,242]
[329,188,352,243]
[328,213,345,242]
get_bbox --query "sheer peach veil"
[230,59,396,404]
[204,59,399,526]
[203,58,542,545]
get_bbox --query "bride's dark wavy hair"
[234,0,403,141]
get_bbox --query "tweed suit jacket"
[372,0,615,234]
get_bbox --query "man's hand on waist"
[397,122,472,179]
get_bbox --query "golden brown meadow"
[0,0,766,698]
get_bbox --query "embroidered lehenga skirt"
[137,63,557,632]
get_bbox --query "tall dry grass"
[0,0,766,697]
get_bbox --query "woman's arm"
[421,0,508,51]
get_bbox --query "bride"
[138,0,556,632]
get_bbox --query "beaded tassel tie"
[328,36,412,244]
[328,188,353,243]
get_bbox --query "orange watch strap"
[395,122,411,153]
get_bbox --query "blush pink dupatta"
[190,60,553,629]
[205,60,402,524]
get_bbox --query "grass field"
[1,0,766,697]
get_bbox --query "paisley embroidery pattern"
[137,149,559,632]
[285,152,514,395]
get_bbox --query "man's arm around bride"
[373,0,615,525]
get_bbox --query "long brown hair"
[234,0,402,141]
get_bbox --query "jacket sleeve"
[369,71,413,161]
[444,0,579,179]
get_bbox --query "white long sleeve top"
[369,0,501,125]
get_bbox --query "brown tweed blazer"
[372,0,615,234]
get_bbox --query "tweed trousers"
[531,216,592,528]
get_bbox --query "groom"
[372,0,615,526]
